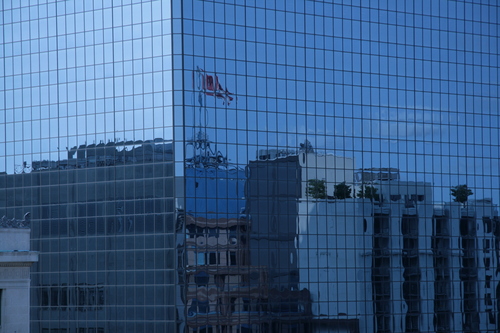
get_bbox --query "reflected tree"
[306,179,327,199]
[334,182,352,199]
[451,184,473,207]
[357,184,379,202]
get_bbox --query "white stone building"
[0,217,38,333]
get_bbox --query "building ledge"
[0,251,39,265]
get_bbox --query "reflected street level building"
[296,168,500,333]
[1,0,500,332]
[246,149,354,292]
[183,166,270,332]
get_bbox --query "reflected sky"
[1,0,499,203]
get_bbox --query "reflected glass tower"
[1,1,500,332]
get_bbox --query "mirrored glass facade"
[1,0,499,332]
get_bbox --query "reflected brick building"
[183,166,312,332]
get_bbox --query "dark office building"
[1,0,500,332]
[246,154,302,292]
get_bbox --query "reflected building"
[181,136,314,332]
[182,165,269,332]
[296,170,500,333]
[246,149,354,292]
[0,140,177,332]
[1,0,500,332]
[432,199,500,333]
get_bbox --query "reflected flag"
[196,67,235,105]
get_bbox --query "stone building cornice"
[0,212,31,228]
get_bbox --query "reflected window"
[194,271,209,286]
[196,253,205,265]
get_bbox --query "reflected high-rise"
[1,1,500,332]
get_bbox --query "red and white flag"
[196,67,235,105]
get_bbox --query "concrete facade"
[297,198,373,333]
[0,226,38,333]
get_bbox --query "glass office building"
[1,0,499,332]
